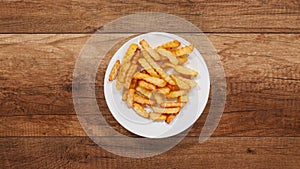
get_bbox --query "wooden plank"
[0,137,299,168]
[0,34,299,137]
[0,0,299,33]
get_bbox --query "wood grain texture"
[0,137,299,169]
[0,0,299,33]
[0,34,299,137]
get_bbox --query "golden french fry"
[133,93,155,105]
[162,63,198,76]
[129,78,138,89]
[157,40,181,50]
[161,102,185,108]
[156,87,171,95]
[172,44,194,57]
[116,81,122,90]
[126,89,135,108]
[153,93,164,104]
[176,76,197,88]
[177,56,188,65]
[138,80,156,91]
[131,49,141,64]
[122,90,128,101]
[170,75,190,90]
[123,44,138,63]
[165,114,176,124]
[140,39,160,61]
[133,103,149,118]
[138,58,160,78]
[156,47,179,65]
[178,95,189,102]
[167,84,180,91]
[166,90,187,99]
[136,86,152,98]
[151,106,181,114]
[149,112,167,121]
[142,50,176,85]
[124,65,138,89]
[134,72,166,87]
[117,62,131,83]
[109,60,120,81]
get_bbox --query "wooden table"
[0,1,299,168]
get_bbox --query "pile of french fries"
[109,39,198,124]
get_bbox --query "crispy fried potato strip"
[133,103,149,118]
[161,102,185,108]
[157,40,181,50]
[165,114,176,124]
[176,76,197,88]
[170,75,190,90]
[124,65,138,89]
[166,90,187,99]
[153,93,164,104]
[133,93,155,105]
[177,56,188,65]
[149,112,167,121]
[172,44,194,57]
[178,95,189,102]
[126,89,135,108]
[156,47,179,65]
[138,58,160,78]
[123,44,138,63]
[109,60,120,81]
[151,106,181,114]
[140,39,160,61]
[162,63,198,76]
[122,90,128,101]
[142,50,176,85]
[136,86,152,98]
[134,72,166,87]
[116,62,131,90]
[156,87,171,95]
[138,80,156,91]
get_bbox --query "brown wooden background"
[0,0,299,168]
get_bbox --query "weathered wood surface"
[0,137,299,169]
[0,0,299,33]
[0,34,299,137]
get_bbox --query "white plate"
[104,32,210,138]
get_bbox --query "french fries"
[140,40,160,61]
[133,103,149,118]
[126,89,135,108]
[109,60,120,81]
[133,93,155,105]
[134,72,166,87]
[142,50,176,85]
[157,40,181,50]
[170,74,190,90]
[166,90,187,99]
[149,112,167,121]
[123,44,139,63]
[136,86,152,98]
[156,47,179,65]
[161,102,185,108]
[138,80,156,90]
[165,114,176,124]
[138,58,160,78]
[172,44,194,57]
[178,95,189,102]
[108,38,199,124]
[124,65,138,89]
[162,63,198,76]
[151,106,181,114]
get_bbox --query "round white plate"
[104,32,210,138]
